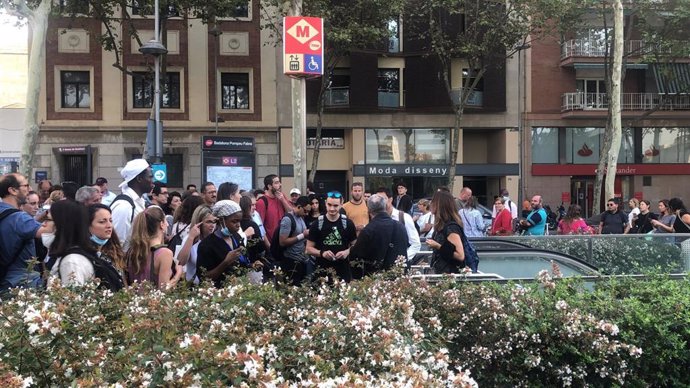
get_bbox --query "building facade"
[523,11,690,217]
[34,3,521,204]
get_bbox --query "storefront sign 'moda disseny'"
[367,165,448,176]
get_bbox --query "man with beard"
[342,182,369,234]
[519,195,548,236]
[0,174,53,292]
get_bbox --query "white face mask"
[41,232,55,249]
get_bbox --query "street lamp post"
[516,43,530,206]
[208,23,222,134]
[139,0,167,163]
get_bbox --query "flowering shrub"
[521,237,683,274]
[1,270,688,386]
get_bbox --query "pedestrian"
[111,159,153,250]
[627,198,641,229]
[218,182,242,203]
[376,187,421,261]
[393,182,413,214]
[76,186,102,206]
[491,197,514,236]
[519,195,548,235]
[171,195,204,248]
[37,179,52,206]
[350,194,408,279]
[125,206,183,288]
[94,177,117,206]
[304,194,323,227]
[176,205,215,284]
[21,191,40,218]
[0,174,53,293]
[306,191,357,283]
[669,198,690,233]
[88,204,126,285]
[200,182,217,207]
[491,189,518,220]
[557,204,591,235]
[650,199,675,233]
[149,182,169,208]
[278,196,312,286]
[629,200,657,234]
[256,174,293,243]
[426,190,474,273]
[240,193,268,268]
[459,196,487,237]
[599,198,628,235]
[197,200,253,287]
[414,198,434,238]
[342,182,369,234]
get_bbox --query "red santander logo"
[205,139,214,147]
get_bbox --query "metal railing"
[560,39,647,59]
[377,89,400,107]
[323,86,350,106]
[562,92,690,111]
[449,89,483,107]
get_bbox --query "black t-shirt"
[307,216,357,254]
[196,231,246,287]
[633,212,658,234]
[431,222,465,274]
[240,218,265,261]
[601,210,627,234]
[673,210,690,233]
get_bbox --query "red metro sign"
[283,16,324,76]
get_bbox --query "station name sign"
[367,165,449,176]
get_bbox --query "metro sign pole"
[283,14,323,194]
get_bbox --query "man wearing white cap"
[289,188,301,206]
[111,159,153,250]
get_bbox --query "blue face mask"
[220,226,231,237]
[90,234,109,246]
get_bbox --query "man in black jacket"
[350,194,408,279]
[393,182,413,214]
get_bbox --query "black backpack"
[0,208,21,281]
[110,194,136,222]
[167,223,189,256]
[58,247,124,292]
[269,213,296,262]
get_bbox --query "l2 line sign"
[283,16,324,76]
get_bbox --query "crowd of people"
[1,159,688,293]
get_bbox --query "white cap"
[118,159,149,190]
[289,188,301,196]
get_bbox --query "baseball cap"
[289,188,301,196]
[119,159,150,190]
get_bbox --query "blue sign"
[152,163,167,184]
[304,55,322,75]
[35,171,48,184]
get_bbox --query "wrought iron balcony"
[562,92,690,111]
[560,39,648,59]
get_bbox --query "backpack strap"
[317,215,324,231]
[258,195,269,214]
[398,210,405,226]
[317,214,348,231]
[283,213,297,237]
[111,194,136,222]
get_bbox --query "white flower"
[21,376,34,388]
[555,300,568,311]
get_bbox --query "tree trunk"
[605,0,624,200]
[19,0,50,177]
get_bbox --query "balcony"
[323,86,350,106]
[450,89,483,107]
[378,89,401,108]
[562,92,690,111]
[561,39,648,60]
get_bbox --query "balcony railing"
[323,86,350,106]
[450,89,483,107]
[560,39,649,59]
[378,89,400,107]
[562,92,690,111]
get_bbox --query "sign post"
[283,15,324,193]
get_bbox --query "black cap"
[95,177,108,186]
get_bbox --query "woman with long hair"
[49,200,97,286]
[176,205,215,284]
[304,194,323,227]
[557,204,591,235]
[426,190,472,273]
[414,198,434,238]
[88,204,126,284]
[651,199,675,233]
[627,198,640,229]
[630,200,657,234]
[165,191,182,216]
[669,197,690,234]
[125,206,183,288]
[171,195,204,244]
[459,196,487,237]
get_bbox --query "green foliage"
[3,272,689,386]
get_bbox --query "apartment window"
[460,69,484,106]
[221,73,250,109]
[61,71,91,108]
[232,2,250,18]
[132,71,180,109]
[324,68,350,106]
[59,0,89,14]
[576,79,607,109]
[387,18,400,53]
[377,69,400,108]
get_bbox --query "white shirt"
[111,186,146,251]
[492,197,518,219]
[628,207,640,228]
[185,240,201,284]
[416,212,434,239]
[101,190,117,206]
[391,210,421,260]
[51,253,94,286]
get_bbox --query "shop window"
[220,73,250,110]
[61,70,91,108]
[641,127,690,163]
[566,127,602,164]
[531,127,559,163]
[132,71,181,109]
[365,128,449,164]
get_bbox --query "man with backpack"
[274,196,312,285]
[0,173,54,293]
[256,174,293,244]
[306,191,357,283]
[111,159,153,250]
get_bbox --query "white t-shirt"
[185,240,201,284]
[391,210,421,259]
[51,253,95,286]
[628,207,640,228]
[416,212,434,239]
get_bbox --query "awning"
[652,63,690,94]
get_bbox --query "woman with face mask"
[125,206,183,289]
[88,204,126,284]
[197,200,250,287]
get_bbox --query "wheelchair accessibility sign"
[283,16,323,76]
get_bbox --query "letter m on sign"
[296,25,309,38]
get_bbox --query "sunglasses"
[607,203,616,207]
[327,191,342,198]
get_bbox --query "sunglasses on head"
[327,191,342,198]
